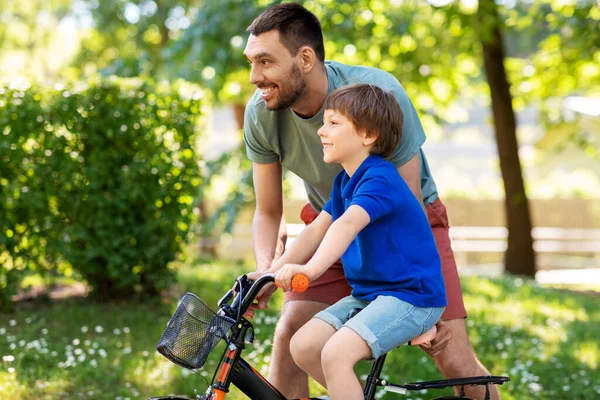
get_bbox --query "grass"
[0,260,599,399]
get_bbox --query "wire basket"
[157,293,235,370]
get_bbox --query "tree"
[477,0,536,276]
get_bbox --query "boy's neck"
[341,151,372,177]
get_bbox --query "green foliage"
[73,0,198,79]
[0,77,206,303]
[0,82,56,309]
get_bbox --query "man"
[242,3,499,400]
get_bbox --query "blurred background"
[1,1,599,399]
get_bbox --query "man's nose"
[249,65,263,85]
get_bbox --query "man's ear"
[298,46,317,72]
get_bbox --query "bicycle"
[151,273,509,400]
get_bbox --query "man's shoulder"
[327,61,400,90]
[245,90,267,117]
[244,90,278,130]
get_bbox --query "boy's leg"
[426,198,500,400]
[267,300,329,397]
[321,327,372,400]
[267,204,352,398]
[290,318,337,388]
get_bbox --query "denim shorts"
[314,295,445,359]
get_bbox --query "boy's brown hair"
[324,84,404,158]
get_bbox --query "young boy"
[262,84,447,400]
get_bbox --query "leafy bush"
[0,77,206,304]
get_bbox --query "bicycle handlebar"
[218,273,310,320]
[289,273,309,292]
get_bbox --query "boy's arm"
[302,205,370,280]
[267,211,332,272]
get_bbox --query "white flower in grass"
[88,348,96,355]
[8,368,15,373]
[142,351,149,357]
[25,317,32,324]
[51,351,58,357]
[9,320,16,326]
[95,326,103,333]
[77,354,86,362]
[98,349,107,358]
[0,328,5,335]
[72,339,80,346]
[74,349,83,356]
[114,328,121,335]
[81,326,88,333]
[2,355,15,362]
[84,340,91,346]
[89,360,98,368]
[18,340,26,347]
[123,347,132,354]
[123,327,130,334]
[9,343,16,350]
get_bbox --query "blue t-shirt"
[323,155,447,308]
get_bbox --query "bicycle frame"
[153,274,509,400]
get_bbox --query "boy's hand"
[274,263,307,292]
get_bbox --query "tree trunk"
[478,0,536,277]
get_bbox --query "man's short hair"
[247,3,325,62]
[324,84,404,158]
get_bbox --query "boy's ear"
[362,132,378,146]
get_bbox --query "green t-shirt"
[244,61,438,212]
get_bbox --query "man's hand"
[274,263,308,292]
[244,271,277,319]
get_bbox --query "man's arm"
[397,152,424,209]
[252,161,285,272]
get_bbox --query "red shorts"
[283,198,467,320]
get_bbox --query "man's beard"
[266,63,306,111]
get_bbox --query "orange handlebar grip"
[291,274,309,293]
